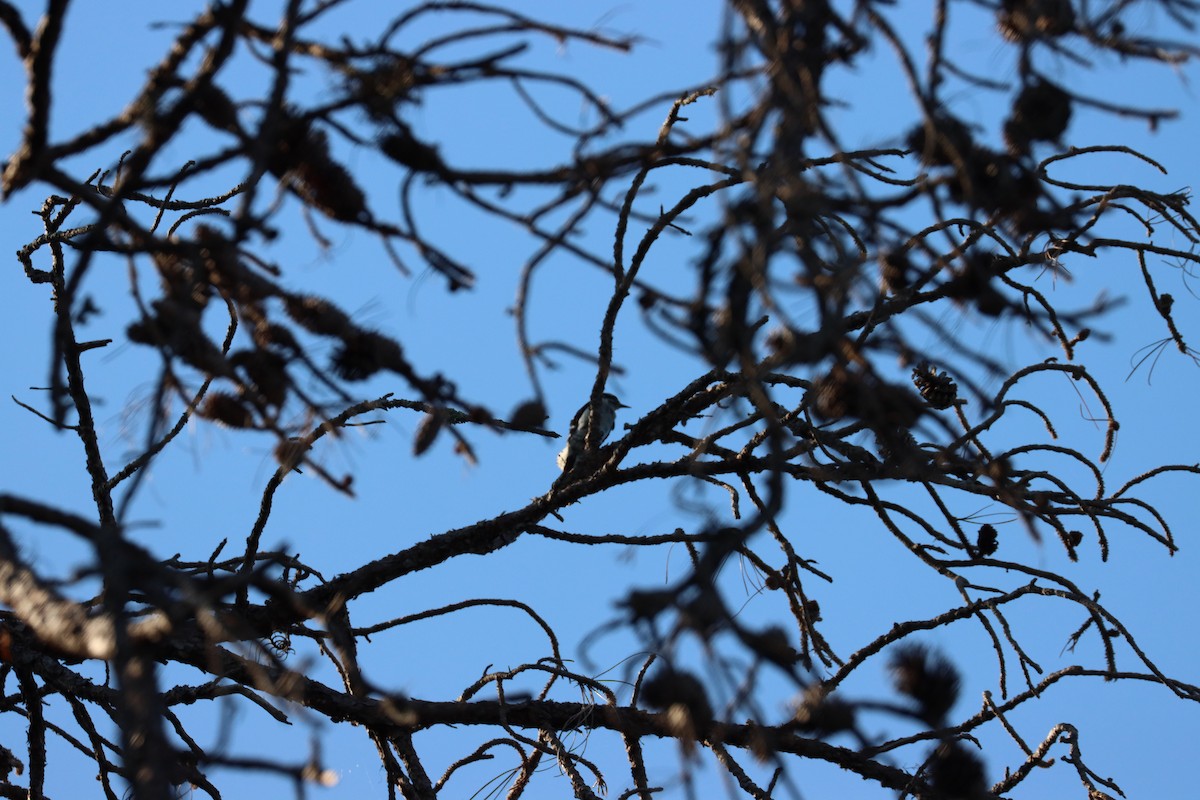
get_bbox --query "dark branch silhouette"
[3,2,1199,799]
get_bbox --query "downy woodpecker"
[557,392,629,472]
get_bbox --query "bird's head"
[601,392,630,410]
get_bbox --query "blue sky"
[1,2,1198,798]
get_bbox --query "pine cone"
[811,365,856,421]
[928,741,988,798]
[906,114,973,167]
[879,250,911,294]
[977,523,999,556]
[792,685,856,735]
[1005,80,1072,151]
[199,392,255,428]
[998,0,1075,42]
[912,362,958,409]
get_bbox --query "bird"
[557,392,629,472]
